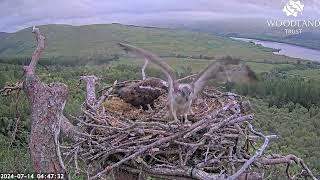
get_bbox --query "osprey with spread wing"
[118,43,256,123]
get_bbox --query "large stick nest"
[61,80,317,180]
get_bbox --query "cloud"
[0,0,319,32]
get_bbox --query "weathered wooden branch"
[259,154,318,180]
[142,58,148,80]
[22,26,71,174]
[177,74,197,82]
[60,115,89,141]
[228,122,277,180]
[97,80,117,106]
[23,26,45,75]
[80,75,98,107]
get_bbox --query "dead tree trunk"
[22,27,136,179]
[23,27,67,174]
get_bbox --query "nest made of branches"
[61,80,317,180]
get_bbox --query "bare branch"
[23,26,45,75]
[228,122,277,180]
[177,74,197,82]
[142,58,148,80]
[80,75,98,107]
[97,80,117,106]
[259,154,318,180]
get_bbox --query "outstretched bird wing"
[191,59,229,98]
[118,43,178,102]
[191,57,256,98]
[118,43,176,82]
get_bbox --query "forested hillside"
[232,32,320,51]
[0,24,301,64]
[151,19,320,50]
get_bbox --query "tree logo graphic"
[283,0,304,17]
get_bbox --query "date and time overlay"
[1,173,65,179]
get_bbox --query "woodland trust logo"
[283,0,304,17]
[267,0,320,35]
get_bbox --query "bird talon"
[190,109,195,115]
[169,119,180,124]
[146,104,154,112]
[184,120,192,125]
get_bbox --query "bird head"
[176,84,193,102]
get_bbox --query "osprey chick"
[118,77,168,110]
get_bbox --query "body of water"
[231,37,320,62]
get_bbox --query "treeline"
[234,77,320,109]
[229,64,320,110]
[0,54,119,67]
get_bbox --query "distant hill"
[233,32,320,51]
[283,32,320,49]
[0,24,301,64]
[148,19,320,50]
[0,32,8,40]
[0,23,242,58]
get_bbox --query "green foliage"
[233,64,320,109]
[0,134,33,173]
[252,99,320,172]
[236,77,320,109]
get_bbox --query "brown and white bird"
[118,77,168,110]
[118,43,256,123]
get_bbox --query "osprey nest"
[62,79,317,180]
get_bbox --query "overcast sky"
[1,0,320,32]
